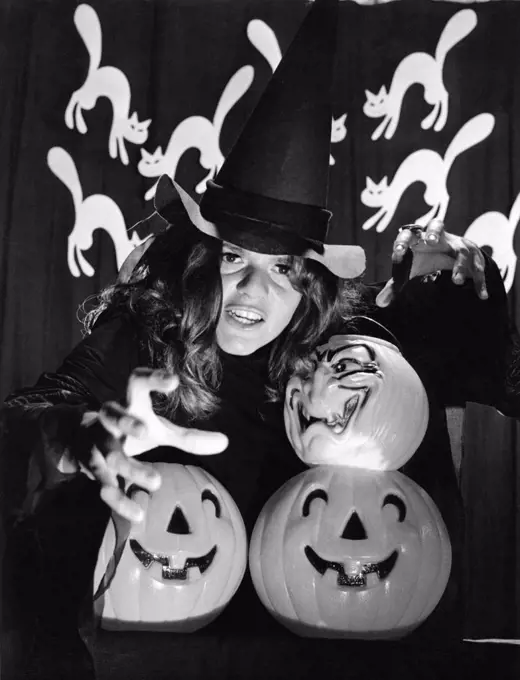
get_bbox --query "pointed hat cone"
[200,0,340,251]
[119,0,366,282]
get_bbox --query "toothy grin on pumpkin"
[93,464,247,632]
[249,466,452,639]
[294,483,405,593]
[284,334,429,470]
[130,538,218,583]
[304,544,399,590]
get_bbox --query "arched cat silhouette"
[138,65,254,200]
[139,19,347,200]
[363,10,477,141]
[361,113,495,233]
[464,193,520,293]
[64,4,151,165]
[47,147,145,277]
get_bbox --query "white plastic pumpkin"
[284,334,429,470]
[249,466,451,639]
[94,463,247,632]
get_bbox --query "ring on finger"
[398,224,427,234]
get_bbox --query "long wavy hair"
[81,220,365,422]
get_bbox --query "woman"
[2,205,515,680]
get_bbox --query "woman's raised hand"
[79,368,228,522]
[376,220,488,307]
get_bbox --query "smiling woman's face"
[216,242,303,355]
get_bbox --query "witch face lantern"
[249,466,452,638]
[284,334,429,470]
[94,463,247,632]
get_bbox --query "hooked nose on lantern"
[341,512,368,541]
[302,367,340,410]
[167,506,192,535]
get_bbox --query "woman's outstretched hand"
[376,219,488,308]
[78,368,228,521]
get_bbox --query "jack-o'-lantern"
[94,463,247,632]
[284,334,429,470]
[249,466,451,639]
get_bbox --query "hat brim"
[119,175,366,282]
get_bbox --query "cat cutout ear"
[378,85,388,98]
[380,176,388,189]
[337,113,347,125]
[141,119,152,130]
[366,176,375,191]
[129,112,138,125]
[365,89,375,100]
[140,146,163,161]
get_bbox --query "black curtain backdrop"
[0,0,519,638]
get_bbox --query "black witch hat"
[120,0,365,282]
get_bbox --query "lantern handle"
[347,315,404,354]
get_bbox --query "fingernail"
[131,421,145,436]
[394,244,405,253]
[453,273,464,284]
[133,509,144,523]
[427,234,438,243]
[122,416,144,435]
[480,289,489,300]
[148,474,161,490]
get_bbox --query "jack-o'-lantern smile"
[304,546,399,589]
[296,393,362,435]
[130,539,218,582]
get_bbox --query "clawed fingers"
[375,279,395,308]
[472,249,488,299]
[100,484,144,523]
[105,450,162,493]
[174,425,229,455]
[390,222,489,302]
[87,445,120,488]
[99,401,146,439]
[423,219,444,244]
[126,369,179,417]
[451,244,488,299]
[451,245,471,285]
[393,225,423,263]
[152,416,229,455]
[96,451,162,522]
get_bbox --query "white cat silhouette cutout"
[138,19,281,201]
[47,147,145,277]
[361,113,495,233]
[464,194,520,293]
[363,9,477,141]
[139,19,346,201]
[64,4,151,165]
[138,64,254,200]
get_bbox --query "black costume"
[2,257,519,680]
